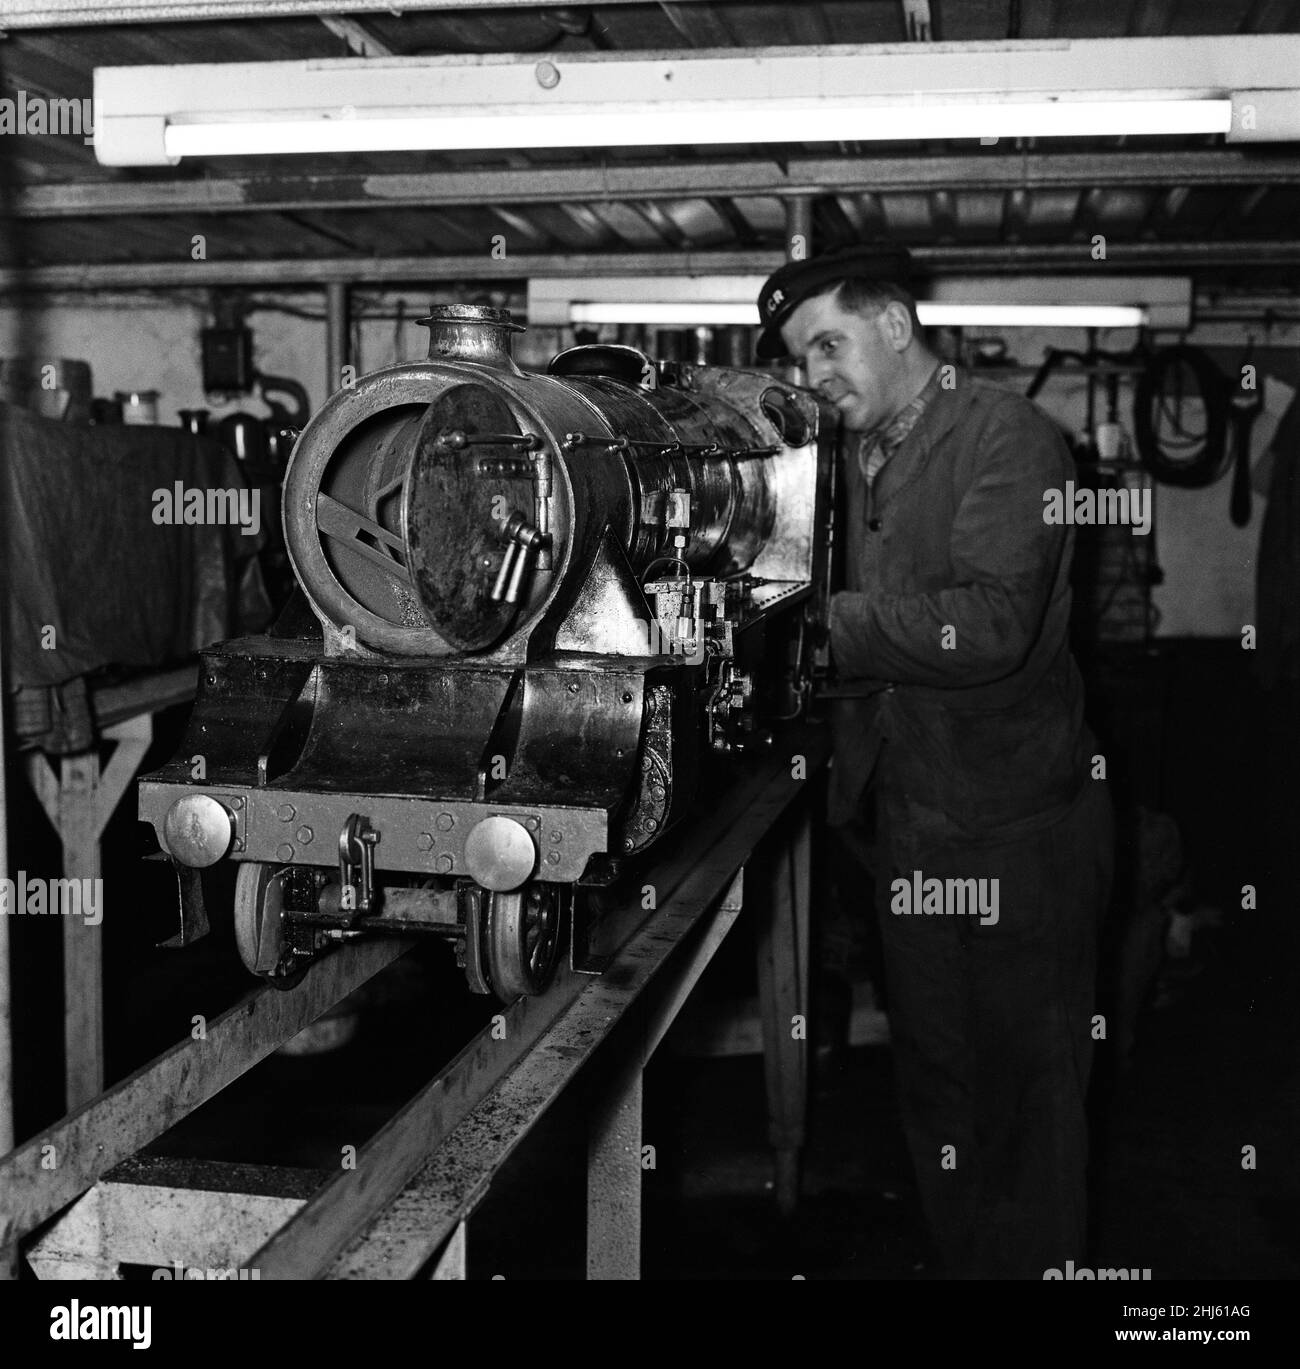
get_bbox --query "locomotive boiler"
[139,304,836,1001]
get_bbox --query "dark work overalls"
[826,367,1114,1279]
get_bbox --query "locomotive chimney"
[418,303,524,371]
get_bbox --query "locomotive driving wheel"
[234,862,310,991]
[482,882,563,1001]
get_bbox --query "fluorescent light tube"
[571,304,757,326]
[569,303,1148,329]
[919,304,1148,328]
[163,99,1232,159]
[101,40,1292,167]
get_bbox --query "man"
[756,243,1113,1279]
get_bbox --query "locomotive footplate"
[145,781,609,883]
[142,776,611,996]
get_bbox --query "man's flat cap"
[755,243,917,360]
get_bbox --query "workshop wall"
[971,323,1299,640]
[0,288,544,421]
[1,297,1288,640]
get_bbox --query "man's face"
[779,288,909,434]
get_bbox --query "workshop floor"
[633,913,1300,1281]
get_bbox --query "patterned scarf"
[860,363,944,487]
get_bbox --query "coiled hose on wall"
[1133,345,1230,488]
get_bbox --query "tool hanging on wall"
[1133,342,1265,526]
[1227,342,1265,528]
[1133,344,1230,489]
[1025,338,1163,647]
[1026,339,1143,464]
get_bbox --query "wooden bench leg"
[757,809,811,1215]
[586,1057,644,1280]
[24,716,153,1111]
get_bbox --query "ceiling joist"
[0,0,717,28]
[317,17,396,60]
[7,240,1300,293]
[16,152,1300,220]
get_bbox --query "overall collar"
[857,365,979,500]
[876,360,945,459]
[856,360,944,479]
[900,363,976,454]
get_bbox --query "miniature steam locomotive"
[139,304,837,1000]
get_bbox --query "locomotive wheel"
[482,883,562,1001]
[234,862,310,991]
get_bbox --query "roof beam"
[628,201,691,250]
[902,0,935,42]
[0,0,720,28]
[6,241,1300,292]
[707,196,759,245]
[1239,0,1298,31]
[488,205,551,247]
[656,1,735,46]
[17,151,1300,219]
[1141,184,1191,238]
[836,191,888,239]
[1127,0,1177,38]
[317,17,396,59]
[1001,186,1031,241]
[787,8,833,44]
[546,5,615,50]
[928,188,958,240]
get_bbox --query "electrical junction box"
[202,326,253,393]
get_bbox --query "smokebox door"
[404,382,536,653]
